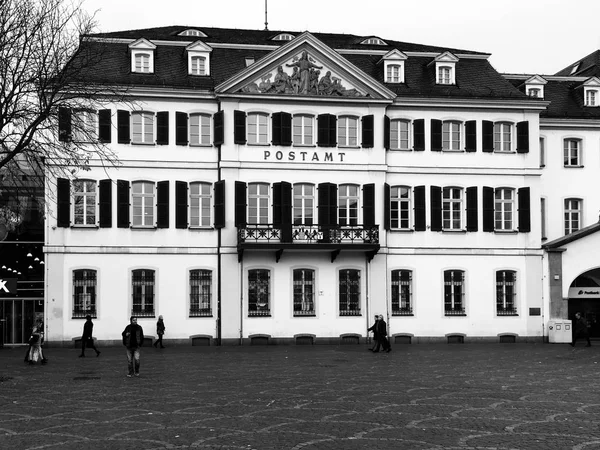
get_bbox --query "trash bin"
[548,320,572,343]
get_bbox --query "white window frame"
[73,179,97,226]
[539,137,546,168]
[564,138,582,167]
[131,181,155,228]
[338,184,360,226]
[493,122,513,152]
[390,119,410,150]
[564,198,582,235]
[190,56,206,75]
[292,114,314,146]
[442,120,462,151]
[129,39,156,74]
[247,112,269,145]
[442,187,464,230]
[72,110,98,143]
[494,188,515,231]
[189,113,211,146]
[273,33,294,41]
[186,41,212,76]
[131,111,155,145]
[585,89,599,107]
[189,182,212,228]
[337,116,359,147]
[438,66,452,85]
[248,182,270,225]
[293,183,315,226]
[390,186,411,230]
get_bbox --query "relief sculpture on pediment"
[241,50,366,97]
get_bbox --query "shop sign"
[0,278,17,296]
[569,287,600,298]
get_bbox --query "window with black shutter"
[117,110,130,144]
[156,111,169,145]
[431,119,442,152]
[175,112,188,146]
[383,183,390,231]
[156,181,169,228]
[482,121,494,152]
[317,114,336,147]
[414,186,426,231]
[234,110,246,144]
[317,182,337,227]
[465,120,476,152]
[516,121,529,153]
[98,110,112,143]
[361,115,374,148]
[234,181,247,227]
[58,108,72,142]
[413,119,425,151]
[272,182,292,241]
[482,186,494,232]
[518,187,531,232]
[213,110,224,146]
[99,179,112,227]
[117,180,130,228]
[363,184,375,226]
[214,180,225,229]
[57,178,70,227]
[175,181,188,229]
[430,186,442,231]
[466,186,478,231]
[383,115,390,150]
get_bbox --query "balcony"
[237,224,380,262]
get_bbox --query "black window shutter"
[518,187,531,232]
[482,186,494,232]
[482,120,494,152]
[98,109,112,143]
[57,178,70,227]
[99,179,112,228]
[117,180,130,228]
[175,181,188,229]
[214,180,225,229]
[384,183,390,231]
[430,185,442,231]
[431,119,442,152]
[234,181,247,227]
[317,114,336,147]
[465,120,476,152]
[383,115,390,150]
[117,110,130,144]
[363,183,375,226]
[362,115,374,148]
[175,112,188,146]
[156,181,169,228]
[413,119,425,151]
[156,111,169,145]
[281,112,292,146]
[58,107,72,142]
[517,121,529,153]
[414,185,426,231]
[272,112,282,145]
[234,110,246,144]
[318,182,337,227]
[272,182,282,227]
[466,186,478,231]
[213,110,224,146]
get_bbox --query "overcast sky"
[84,0,600,76]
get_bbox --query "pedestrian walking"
[153,315,165,348]
[378,315,391,353]
[27,319,47,365]
[79,315,101,357]
[368,315,381,352]
[122,316,144,377]
[571,312,592,347]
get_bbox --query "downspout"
[541,251,546,343]
[365,256,370,345]
[240,257,244,345]
[216,102,222,346]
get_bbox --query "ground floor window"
[444,270,465,315]
[293,268,315,316]
[248,269,270,316]
[73,269,97,318]
[132,269,155,317]
[496,270,517,315]
[391,269,412,315]
[339,269,361,316]
[190,269,212,317]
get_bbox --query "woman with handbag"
[28,319,47,365]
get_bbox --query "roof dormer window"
[433,52,458,85]
[361,37,386,46]
[178,29,207,37]
[129,38,156,74]
[273,33,294,41]
[380,49,407,84]
[186,40,213,76]
[524,75,547,99]
[570,63,580,75]
[582,77,600,107]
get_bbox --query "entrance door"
[0,299,43,344]
[568,299,600,338]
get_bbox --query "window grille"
[190,270,212,316]
[339,269,360,315]
[72,269,97,318]
[132,269,155,317]
[391,270,413,315]
[444,270,465,315]
[293,269,315,316]
[248,269,270,316]
[496,270,517,315]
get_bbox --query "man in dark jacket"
[367,315,381,352]
[79,315,100,357]
[571,312,591,347]
[377,315,391,353]
[122,316,144,377]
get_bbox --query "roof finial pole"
[264,0,269,31]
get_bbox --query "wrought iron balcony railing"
[238,224,379,245]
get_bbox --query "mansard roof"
[554,50,600,78]
[76,25,528,101]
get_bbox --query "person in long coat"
[368,315,381,352]
[79,315,100,357]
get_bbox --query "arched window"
[131,269,155,317]
[293,269,315,316]
[444,270,465,315]
[248,269,270,316]
[339,269,360,316]
[72,269,97,318]
[391,269,412,315]
[496,270,517,315]
[189,269,212,316]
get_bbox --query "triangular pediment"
[525,75,547,85]
[215,32,395,100]
[186,40,212,53]
[379,49,408,64]
[582,76,600,88]
[129,38,156,50]
[433,51,459,63]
